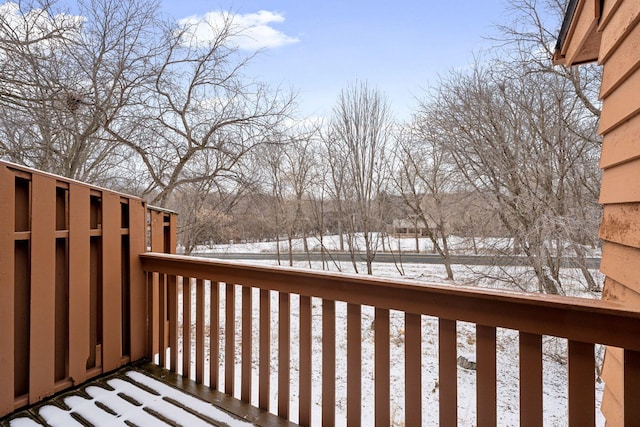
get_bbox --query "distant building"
[387,217,435,237]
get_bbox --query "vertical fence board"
[168,213,177,253]
[53,227,69,382]
[68,184,90,386]
[405,313,422,427]
[182,278,191,378]
[225,283,236,396]
[322,299,336,426]
[210,282,220,390]
[241,286,252,402]
[278,292,290,418]
[259,289,270,411]
[299,295,312,426]
[158,273,167,368]
[149,210,164,357]
[101,192,122,372]
[119,201,130,362]
[568,341,595,427]
[347,303,361,427]
[146,272,155,361]
[624,349,640,425]
[520,332,543,427]
[29,174,56,403]
[477,325,497,427]
[439,319,457,427]
[375,308,390,427]
[169,275,178,372]
[128,200,146,361]
[0,166,15,414]
[196,279,205,384]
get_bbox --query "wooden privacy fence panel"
[0,161,174,418]
[141,253,640,427]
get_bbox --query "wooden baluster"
[299,295,312,426]
[322,299,336,426]
[568,340,594,426]
[439,319,457,427]
[259,289,271,411]
[241,286,252,402]
[196,279,205,384]
[210,282,220,390]
[168,275,178,373]
[624,349,640,425]
[347,303,362,427]
[225,283,236,396]
[405,313,422,427]
[375,308,390,427]
[477,325,497,427]
[182,277,191,379]
[158,273,167,368]
[519,332,543,427]
[279,292,290,418]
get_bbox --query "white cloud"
[177,10,299,51]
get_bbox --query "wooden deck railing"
[3,158,640,426]
[141,252,640,427]
[0,161,176,418]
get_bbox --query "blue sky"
[163,1,511,121]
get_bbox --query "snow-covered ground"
[174,236,605,426]
[188,234,602,259]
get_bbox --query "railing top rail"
[147,205,178,215]
[140,252,640,351]
[1,159,145,201]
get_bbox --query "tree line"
[0,0,601,294]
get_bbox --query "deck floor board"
[1,364,297,427]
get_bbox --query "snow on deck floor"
[7,370,255,427]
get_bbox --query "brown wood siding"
[598,0,624,31]
[563,0,601,65]
[599,157,640,203]
[601,347,623,426]
[599,17,640,98]
[596,2,640,425]
[600,242,640,294]
[599,113,640,168]
[599,203,640,247]
[601,277,640,306]
[598,0,640,63]
[598,70,640,134]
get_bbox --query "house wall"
[591,0,640,424]
[555,0,640,424]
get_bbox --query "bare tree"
[170,179,246,255]
[0,0,160,182]
[392,124,458,279]
[281,126,321,265]
[322,128,349,252]
[493,0,601,119]
[105,13,294,207]
[420,62,600,294]
[329,81,394,275]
